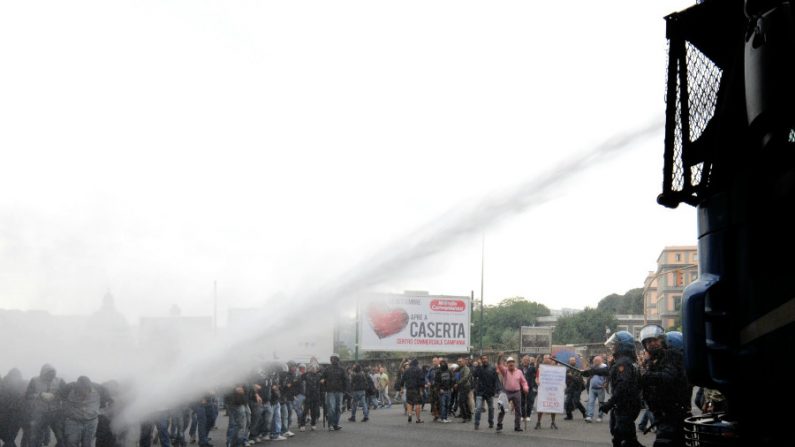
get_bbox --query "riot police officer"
[583,331,643,447]
[638,325,690,447]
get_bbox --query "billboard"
[519,326,552,354]
[359,293,470,353]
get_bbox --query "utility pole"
[470,290,475,355]
[480,234,485,355]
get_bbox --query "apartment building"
[643,246,699,329]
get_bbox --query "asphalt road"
[216,405,623,447]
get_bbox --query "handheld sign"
[536,364,566,414]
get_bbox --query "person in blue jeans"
[191,398,214,447]
[585,356,608,422]
[320,354,348,431]
[267,376,286,441]
[473,354,499,430]
[139,412,171,447]
[347,365,370,422]
[269,402,284,440]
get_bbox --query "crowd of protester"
[1,329,717,447]
[0,354,394,447]
[386,352,609,432]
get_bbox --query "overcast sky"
[0,0,697,324]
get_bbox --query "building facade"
[643,246,699,329]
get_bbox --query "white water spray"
[115,118,663,425]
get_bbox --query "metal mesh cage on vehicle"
[658,4,726,208]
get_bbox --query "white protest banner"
[536,364,566,414]
[359,293,470,353]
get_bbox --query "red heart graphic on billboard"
[367,305,409,339]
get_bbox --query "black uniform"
[587,354,643,447]
[641,349,690,447]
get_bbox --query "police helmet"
[605,330,636,356]
[639,324,666,351]
[665,331,684,352]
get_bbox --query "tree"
[552,307,617,344]
[471,297,550,351]
[337,344,353,361]
[597,288,643,315]
[364,351,411,360]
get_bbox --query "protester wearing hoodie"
[58,376,111,447]
[95,380,126,447]
[1,368,28,447]
[26,363,66,447]
[434,360,454,423]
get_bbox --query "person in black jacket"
[639,326,690,447]
[520,356,537,422]
[426,358,441,421]
[564,356,587,420]
[434,360,455,423]
[300,362,322,430]
[320,354,348,431]
[472,354,499,430]
[278,363,297,437]
[347,365,370,423]
[265,368,285,441]
[1,369,28,447]
[397,359,425,424]
[583,331,643,447]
